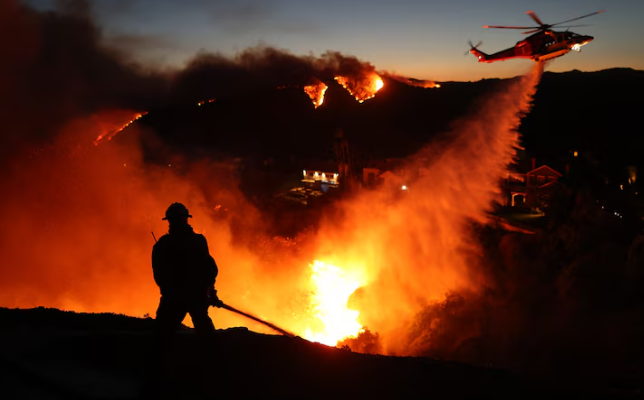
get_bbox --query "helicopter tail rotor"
[465,40,483,55]
[466,40,489,62]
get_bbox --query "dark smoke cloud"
[0,0,167,154]
[2,1,380,150]
[170,47,379,103]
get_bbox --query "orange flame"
[303,260,368,345]
[334,72,384,103]
[303,81,328,108]
[93,111,147,146]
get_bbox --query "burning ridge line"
[94,112,147,146]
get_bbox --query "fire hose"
[213,302,296,338]
[152,231,296,338]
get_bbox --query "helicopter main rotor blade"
[526,11,545,26]
[522,29,542,35]
[483,25,538,29]
[550,10,605,26]
[556,24,592,28]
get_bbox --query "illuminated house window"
[302,169,339,185]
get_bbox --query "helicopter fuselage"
[470,10,603,64]
[471,30,594,63]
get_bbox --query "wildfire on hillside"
[303,80,328,109]
[197,99,216,106]
[93,111,147,146]
[334,72,384,103]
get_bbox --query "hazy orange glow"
[0,63,544,356]
[94,111,147,145]
[303,260,368,345]
[303,80,328,108]
[334,72,384,103]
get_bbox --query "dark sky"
[25,0,644,81]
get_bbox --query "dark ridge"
[134,68,643,172]
[0,306,159,331]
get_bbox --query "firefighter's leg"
[155,295,188,332]
[144,296,188,399]
[188,300,215,333]
[187,299,218,397]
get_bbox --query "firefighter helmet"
[162,202,192,220]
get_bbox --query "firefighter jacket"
[152,225,218,297]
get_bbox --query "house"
[377,170,404,188]
[362,158,413,190]
[505,161,564,209]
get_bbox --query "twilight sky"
[26,0,644,81]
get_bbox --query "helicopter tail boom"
[470,48,490,62]
[467,40,489,62]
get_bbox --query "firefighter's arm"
[198,235,218,285]
[151,242,170,289]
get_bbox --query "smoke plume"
[171,47,384,104]
[0,0,167,155]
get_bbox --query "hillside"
[136,68,644,168]
[0,307,621,399]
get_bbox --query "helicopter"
[468,10,604,63]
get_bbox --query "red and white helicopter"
[469,10,604,63]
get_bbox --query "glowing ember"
[197,99,216,106]
[334,72,384,103]
[94,112,147,145]
[304,260,367,346]
[303,81,328,108]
